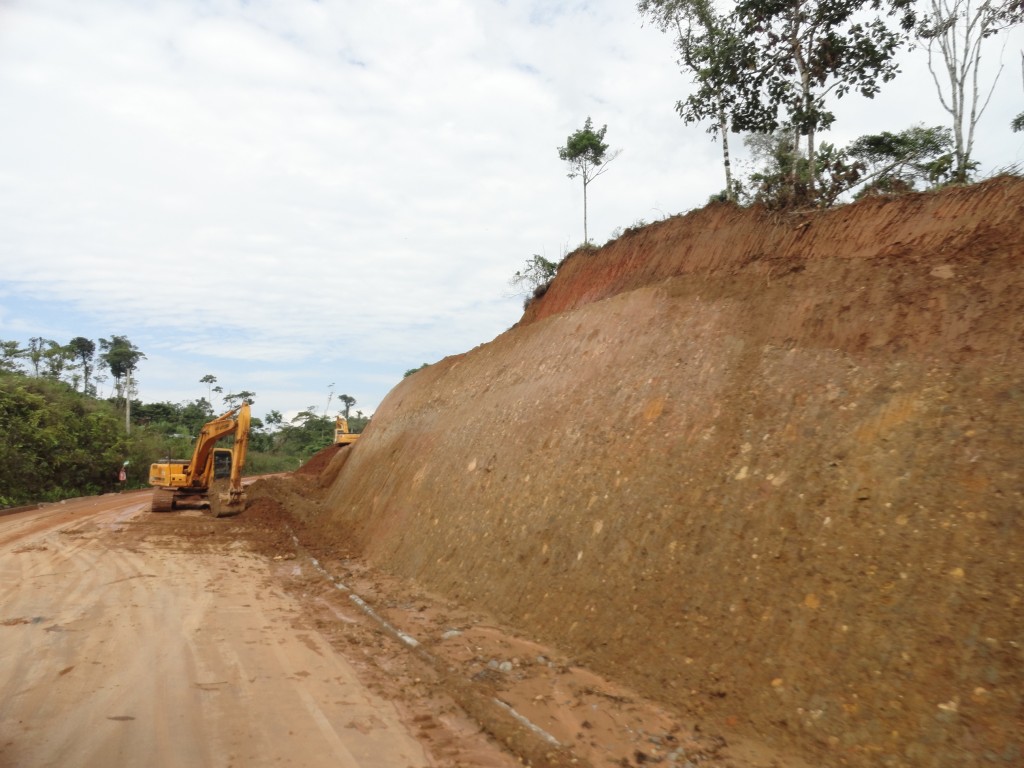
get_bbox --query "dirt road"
[0,492,443,768]
[0,489,798,768]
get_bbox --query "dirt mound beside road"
[308,178,1024,767]
[294,443,344,477]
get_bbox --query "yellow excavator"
[148,404,251,517]
[334,416,360,446]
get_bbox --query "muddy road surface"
[0,491,493,768]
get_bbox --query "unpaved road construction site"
[0,494,442,768]
[3,178,1022,768]
[0,491,775,768]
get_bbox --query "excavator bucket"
[207,485,246,518]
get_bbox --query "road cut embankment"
[308,178,1024,767]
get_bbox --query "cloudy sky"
[1,0,1022,423]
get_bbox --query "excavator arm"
[221,404,250,509]
[185,406,246,488]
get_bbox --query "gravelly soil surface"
[247,467,799,767]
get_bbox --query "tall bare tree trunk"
[920,0,1009,183]
[803,74,816,198]
[719,110,734,201]
[582,178,589,244]
[125,370,132,434]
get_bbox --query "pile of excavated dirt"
[294,444,344,477]
[300,178,1023,768]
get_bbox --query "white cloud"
[1,0,1022,420]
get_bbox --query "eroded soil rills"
[312,179,1024,768]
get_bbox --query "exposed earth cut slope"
[309,178,1024,767]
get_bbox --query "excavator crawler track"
[150,488,175,513]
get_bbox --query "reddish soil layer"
[297,179,1023,767]
[294,443,346,477]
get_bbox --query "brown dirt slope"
[313,178,1024,768]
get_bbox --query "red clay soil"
[294,444,345,477]
[294,178,1023,768]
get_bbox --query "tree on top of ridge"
[915,0,1023,181]
[558,117,621,244]
[638,0,756,201]
[734,0,916,202]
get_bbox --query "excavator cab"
[213,448,232,479]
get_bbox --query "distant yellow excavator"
[333,417,362,448]
[148,404,251,517]
[334,416,360,446]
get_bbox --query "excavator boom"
[218,403,250,514]
[187,408,245,488]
